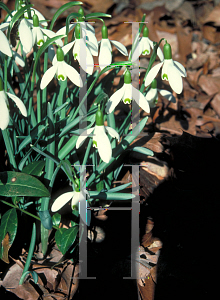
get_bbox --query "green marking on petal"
[123,98,131,104]
[162,73,168,80]
[58,74,65,81]
[72,205,79,210]
[93,140,97,148]
[74,53,78,59]
[142,50,149,55]
[37,39,44,46]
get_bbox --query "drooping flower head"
[145,78,176,108]
[98,24,128,70]
[76,107,119,163]
[145,41,186,94]
[132,26,164,62]
[40,47,83,89]
[106,69,150,114]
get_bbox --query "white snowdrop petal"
[0,91,10,130]
[19,19,33,53]
[159,89,176,103]
[105,126,120,141]
[99,39,112,70]
[51,192,74,212]
[62,41,75,56]
[13,51,25,67]
[63,62,83,87]
[145,62,163,87]
[40,65,57,89]
[94,126,112,163]
[174,61,187,77]
[110,40,128,56]
[0,30,12,57]
[106,85,125,114]
[141,37,151,55]
[76,127,95,149]
[133,87,150,113]
[167,63,183,94]
[145,88,158,102]
[7,92,27,116]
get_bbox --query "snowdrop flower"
[51,181,91,226]
[76,108,120,163]
[145,41,187,94]
[132,26,164,62]
[40,47,83,89]
[106,69,150,114]
[0,77,27,130]
[61,23,94,75]
[0,30,12,57]
[99,24,128,70]
[145,78,176,108]
[31,13,61,47]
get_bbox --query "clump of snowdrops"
[0,0,186,283]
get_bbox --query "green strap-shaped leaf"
[55,226,78,255]
[0,171,50,197]
[22,161,46,176]
[89,191,135,200]
[0,208,17,261]
[128,146,154,157]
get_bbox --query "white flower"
[131,26,164,62]
[31,14,62,48]
[106,69,150,114]
[40,47,83,89]
[98,24,128,70]
[145,42,186,94]
[76,108,120,163]
[132,37,164,62]
[61,38,94,75]
[56,22,98,56]
[51,189,91,226]
[0,30,12,57]
[145,79,176,108]
[0,86,27,130]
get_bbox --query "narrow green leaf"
[22,161,45,176]
[0,2,12,17]
[128,147,154,157]
[49,1,83,30]
[0,208,17,261]
[55,226,78,255]
[108,182,132,193]
[0,171,50,197]
[89,191,134,200]
[85,12,111,19]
